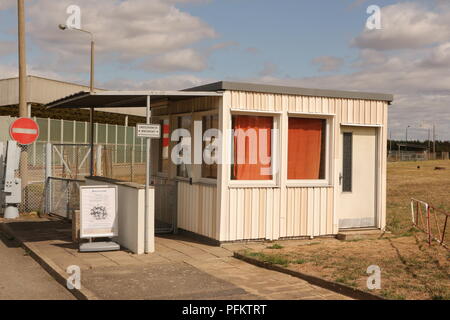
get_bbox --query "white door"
[338,126,377,229]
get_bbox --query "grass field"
[240,160,450,300]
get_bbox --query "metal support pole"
[96,145,102,176]
[45,142,52,214]
[89,39,95,176]
[427,206,431,246]
[89,108,94,176]
[144,95,154,253]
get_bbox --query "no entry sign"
[10,118,39,145]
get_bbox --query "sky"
[0,0,449,140]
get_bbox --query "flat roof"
[45,90,223,109]
[185,81,394,102]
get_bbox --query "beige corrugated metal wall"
[149,91,388,242]
[218,90,388,241]
[150,97,221,239]
[177,181,219,239]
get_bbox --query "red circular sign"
[10,118,39,145]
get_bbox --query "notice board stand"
[79,185,120,252]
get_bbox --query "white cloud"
[0,63,17,78]
[24,0,216,73]
[243,2,450,140]
[0,0,15,10]
[312,56,344,72]
[141,48,207,72]
[353,2,450,50]
[419,42,450,68]
[258,62,278,77]
[101,74,210,90]
[0,41,16,56]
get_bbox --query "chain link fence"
[4,141,148,218]
[388,151,450,162]
[98,144,147,184]
[16,143,47,214]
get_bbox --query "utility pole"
[18,0,28,209]
[18,0,27,118]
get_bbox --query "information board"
[80,186,118,239]
[136,124,161,138]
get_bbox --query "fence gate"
[153,177,177,234]
[46,143,93,219]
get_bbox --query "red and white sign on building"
[9,118,39,145]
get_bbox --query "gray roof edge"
[185,81,393,102]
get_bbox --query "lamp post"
[405,125,411,142]
[58,24,95,176]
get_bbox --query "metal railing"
[411,198,449,249]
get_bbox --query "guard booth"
[46,81,393,253]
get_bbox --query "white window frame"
[228,110,282,188]
[174,114,193,181]
[286,112,334,187]
[199,112,220,184]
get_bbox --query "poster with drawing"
[80,186,118,238]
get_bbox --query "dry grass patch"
[240,160,450,300]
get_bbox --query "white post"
[0,141,4,215]
[96,144,103,176]
[45,142,53,214]
[32,116,37,166]
[145,95,154,253]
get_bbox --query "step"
[336,228,388,241]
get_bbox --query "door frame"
[336,124,382,230]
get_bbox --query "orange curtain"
[233,116,272,180]
[288,118,323,180]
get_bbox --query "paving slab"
[1,218,352,300]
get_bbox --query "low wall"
[85,176,154,254]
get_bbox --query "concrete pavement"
[0,227,74,300]
[1,218,350,300]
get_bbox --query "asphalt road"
[0,229,75,300]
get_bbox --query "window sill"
[286,181,332,188]
[229,181,279,188]
[198,178,217,186]
[175,177,191,183]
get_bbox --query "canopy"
[45,90,223,109]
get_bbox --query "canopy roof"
[45,80,393,109]
[45,90,223,109]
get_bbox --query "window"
[176,116,192,178]
[158,119,170,174]
[342,132,353,192]
[288,117,326,180]
[202,115,218,179]
[231,115,273,181]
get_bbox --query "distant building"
[0,75,145,126]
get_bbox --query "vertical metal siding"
[220,91,388,241]
[177,181,218,240]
